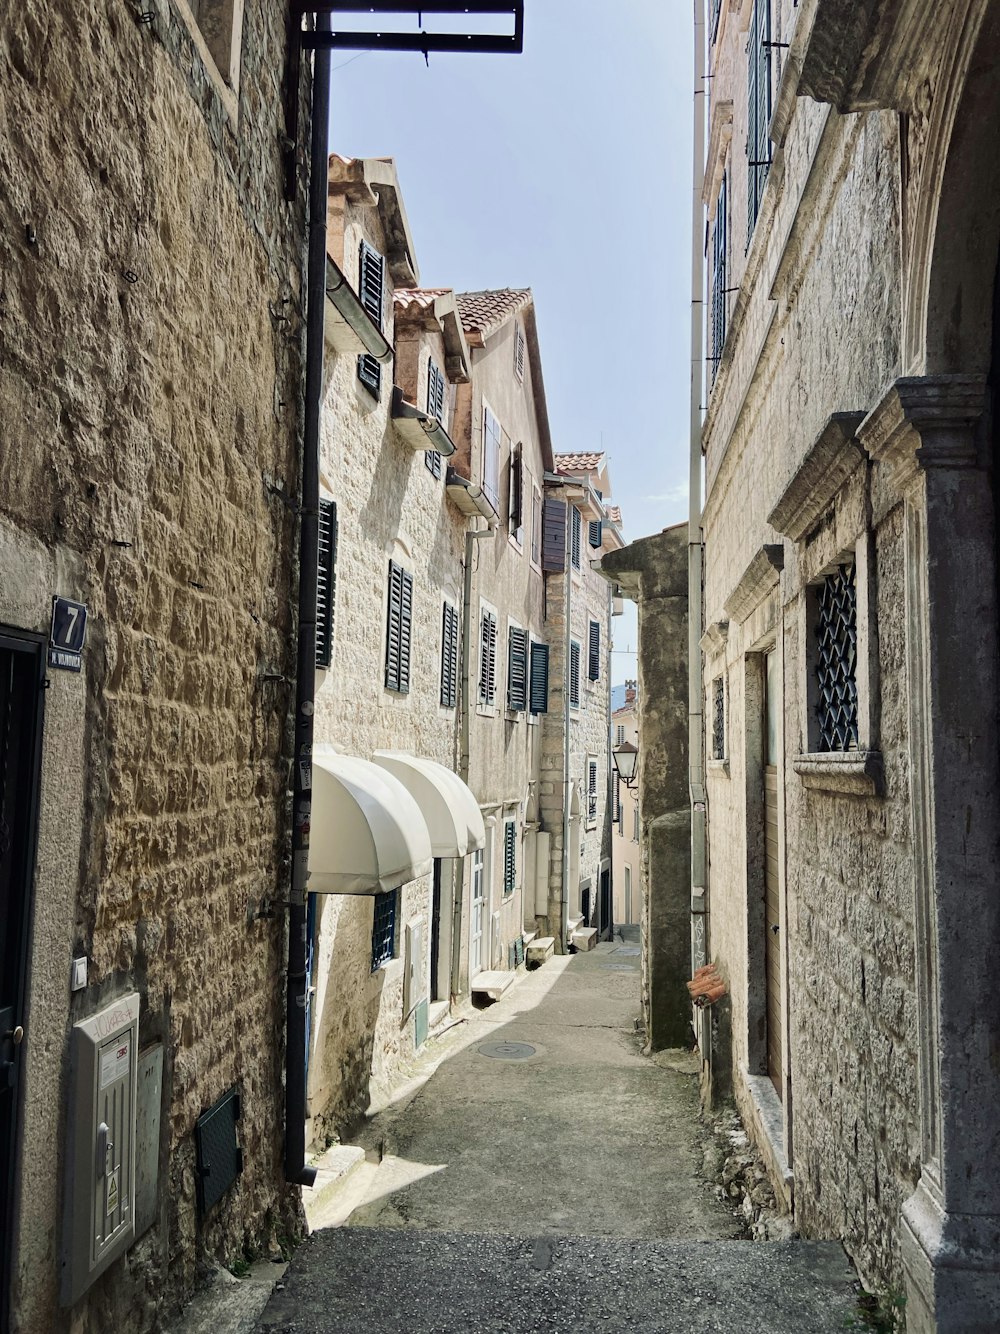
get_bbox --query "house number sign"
[48,596,88,672]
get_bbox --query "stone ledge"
[700,618,730,658]
[707,758,731,779]
[743,1071,794,1210]
[723,545,784,624]
[767,412,865,542]
[793,750,884,796]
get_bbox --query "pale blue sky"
[329,2,694,683]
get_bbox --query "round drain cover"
[478,1041,537,1061]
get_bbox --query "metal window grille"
[746,0,772,245]
[815,562,859,752]
[712,676,725,760]
[711,172,728,383]
[371,889,398,971]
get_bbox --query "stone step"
[302,1144,368,1231]
[256,1231,859,1334]
[525,935,554,968]
[470,969,514,1001]
[571,926,598,952]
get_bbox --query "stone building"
[694,0,1000,1325]
[611,682,640,927]
[0,3,307,1332]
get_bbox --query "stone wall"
[0,2,307,1329]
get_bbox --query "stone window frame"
[173,0,246,120]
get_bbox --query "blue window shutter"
[542,498,566,572]
[588,619,600,681]
[529,641,549,714]
[570,641,580,708]
[316,499,337,669]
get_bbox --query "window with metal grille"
[814,562,859,751]
[509,442,523,543]
[482,403,501,510]
[588,619,600,681]
[588,518,602,548]
[440,602,459,709]
[711,172,728,384]
[712,676,726,760]
[425,357,446,478]
[502,818,516,896]
[587,759,598,825]
[479,607,498,706]
[371,889,398,971]
[316,498,338,669]
[569,640,581,709]
[385,561,413,694]
[571,506,581,569]
[746,0,773,244]
[507,625,528,712]
[357,239,385,396]
[513,324,525,382]
[529,640,549,714]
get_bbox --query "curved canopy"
[372,752,486,857]
[310,750,433,894]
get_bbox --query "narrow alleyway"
[256,945,858,1332]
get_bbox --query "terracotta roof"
[554,451,606,474]
[394,288,453,311]
[606,505,622,525]
[456,289,532,339]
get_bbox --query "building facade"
[0,3,308,1331]
[611,682,641,927]
[696,0,1000,1326]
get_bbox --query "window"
[712,676,726,760]
[440,602,459,709]
[570,506,582,570]
[588,518,602,549]
[587,758,598,826]
[425,357,446,478]
[316,498,338,669]
[529,640,549,715]
[502,818,517,896]
[615,724,625,746]
[371,889,398,971]
[530,485,543,567]
[479,606,498,706]
[612,774,621,824]
[624,865,632,923]
[814,562,859,751]
[711,172,728,383]
[482,403,501,511]
[747,0,773,244]
[588,619,601,682]
[507,625,528,712]
[513,323,525,382]
[188,0,243,86]
[358,239,385,396]
[633,805,640,843]
[509,442,524,545]
[569,640,581,709]
[384,561,413,694]
[542,497,567,572]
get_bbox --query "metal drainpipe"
[285,11,332,1188]
[561,502,572,952]
[689,0,710,1060]
[453,520,492,996]
[606,571,614,939]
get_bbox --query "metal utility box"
[62,993,139,1307]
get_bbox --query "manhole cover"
[478,1041,537,1061]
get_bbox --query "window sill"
[793,750,883,797]
[505,709,524,722]
[476,704,497,719]
[708,758,730,778]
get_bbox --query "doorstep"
[470,970,515,1002]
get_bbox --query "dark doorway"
[599,866,612,941]
[430,860,442,1001]
[0,631,45,1334]
[763,648,782,1099]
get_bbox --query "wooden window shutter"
[385,562,412,694]
[316,498,338,669]
[398,569,413,694]
[510,443,523,531]
[570,641,580,708]
[440,602,458,708]
[588,518,602,549]
[357,239,384,396]
[571,507,581,568]
[483,406,501,510]
[479,609,497,705]
[513,324,525,382]
[588,619,600,681]
[529,641,549,714]
[507,626,528,711]
[542,498,566,571]
[503,820,516,894]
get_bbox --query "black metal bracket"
[283,4,524,199]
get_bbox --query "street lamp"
[611,740,639,789]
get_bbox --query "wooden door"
[764,649,782,1097]
[470,848,485,976]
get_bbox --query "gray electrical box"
[62,993,140,1306]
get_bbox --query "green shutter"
[507,626,528,711]
[529,641,549,714]
[571,507,581,568]
[385,562,412,694]
[588,619,600,681]
[316,499,337,669]
[358,239,384,396]
[570,641,580,708]
[588,519,602,548]
[479,610,497,705]
[503,820,516,895]
[440,602,458,708]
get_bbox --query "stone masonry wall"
[0,2,307,1330]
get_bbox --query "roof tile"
[456,289,532,338]
[554,451,605,474]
